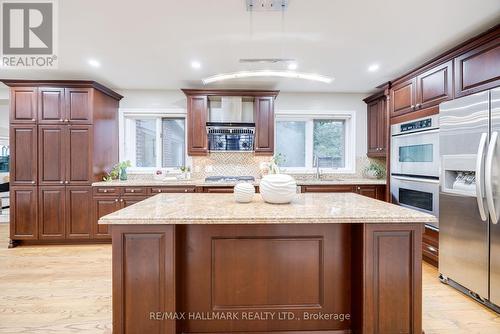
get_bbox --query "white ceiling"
[0,0,499,93]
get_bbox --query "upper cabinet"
[365,93,387,157]
[416,60,453,109]
[454,38,500,98]
[254,96,275,155]
[182,89,279,156]
[186,95,208,156]
[390,61,453,118]
[37,87,93,124]
[65,88,93,124]
[390,78,416,117]
[10,87,38,123]
[388,25,499,119]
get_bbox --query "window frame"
[119,108,188,173]
[275,110,356,174]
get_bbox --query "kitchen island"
[100,192,436,334]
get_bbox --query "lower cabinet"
[10,186,38,240]
[301,184,386,201]
[38,186,93,240]
[422,225,439,267]
[93,196,121,239]
[66,187,92,239]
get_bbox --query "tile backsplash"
[128,153,386,181]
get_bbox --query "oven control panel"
[400,118,432,132]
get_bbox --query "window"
[275,112,354,172]
[123,116,186,169]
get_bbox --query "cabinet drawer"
[150,186,196,193]
[93,187,122,196]
[123,187,148,195]
[302,185,354,193]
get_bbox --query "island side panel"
[112,224,177,334]
[352,223,422,334]
[179,224,352,333]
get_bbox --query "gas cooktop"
[204,176,255,183]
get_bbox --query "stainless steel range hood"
[208,96,254,124]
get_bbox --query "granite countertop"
[92,178,387,187]
[99,192,436,225]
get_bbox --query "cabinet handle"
[357,186,361,190]
[59,181,64,184]
[64,119,69,122]
[120,199,123,202]
[65,181,69,184]
[416,103,421,108]
[103,189,108,193]
[131,189,135,193]
[59,118,63,122]
[115,199,118,202]
[184,189,188,192]
[31,181,35,184]
[427,245,437,253]
[158,189,162,193]
[31,118,36,122]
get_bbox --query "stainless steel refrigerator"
[439,87,500,312]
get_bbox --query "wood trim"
[1,80,123,100]
[182,89,280,97]
[390,105,439,125]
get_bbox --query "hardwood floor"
[0,223,498,333]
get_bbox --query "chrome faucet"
[315,156,321,180]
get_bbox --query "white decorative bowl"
[234,182,255,203]
[259,174,297,204]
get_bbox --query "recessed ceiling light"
[368,63,380,72]
[202,70,333,84]
[287,62,298,70]
[191,61,201,69]
[88,59,100,68]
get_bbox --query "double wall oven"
[391,115,440,226]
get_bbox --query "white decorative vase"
[259,174,297,204]
[234,182,255,203]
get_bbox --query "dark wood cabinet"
[186,95,208,155]
[366,94,387,157]
[10,87,37,123]
[455,38,500,98]
[422,225,439,267]
[254,96,275,155]
[301,184,386,201]
[4,80,122,246]
[10,186,38,240]
[121,196,149,207]
[65,88,93,124]
[38,87,65,124]
[150,186,197,193]
[416,60,453,109]
[202,186,234,193]
[67,125,92,184]
[93,197,120,239]
[38,125,65,185]
[38,186,66,240]
[10,124,37,186]
[390,78,416,117]
[66,186,92,239]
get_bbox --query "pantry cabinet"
[4,80,123,247]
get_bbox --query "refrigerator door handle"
[476,133,488,221]
[486,131,498,224]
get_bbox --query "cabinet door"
[367,100,380,155]
[10,125,37,185]
[10,186,38,240]
[93,197,120,239]
[66,125,93,185]
[302,185,355,193]
[38,125,66,185]
[150,186,197,194]
[416,61,453,109]
[356,186,377,199]
[390,78,416,117]
[10,87,37,123]
[65,88,93,124]
[454,38,500,98]
[377,98,388,155]
[187,95,208,155]
[38,87,65,124]
[38,186,65,240]
[66,186,92,239]
[121,196,149,207]
[254,96,275,155]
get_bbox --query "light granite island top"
[99,192,436,225]
[105,192,432,334]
